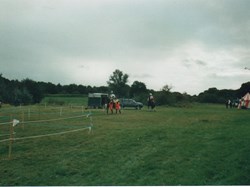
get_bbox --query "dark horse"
[148,98,155,110]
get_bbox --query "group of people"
[106,92,121,115]
[106,91,156,114]
[225,98,248,109]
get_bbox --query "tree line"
[0,70,249,106]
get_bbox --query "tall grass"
[0,103,249,185]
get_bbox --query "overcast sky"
[0,0,249,95]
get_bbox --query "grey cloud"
[195,60,207,66]
[182,59,207,68]
[131,73,154,79]
[1,0,250,94]
[79,65,89,69]
[237,54,250,69]
[1,0,250,61]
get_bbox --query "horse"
[148,99,155,110]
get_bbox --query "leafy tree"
[107,69,129,97]
[161,84,173,93]
[130,81,147,97]
[237,82,250,97]
[154,84,173,106]
[47,82,59,94]
[65,84,79,94]
[198,88,225,103]
[0,74,7,101]
[21,79,43,103]
[13,88,33,105]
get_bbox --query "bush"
[46,98,65,105]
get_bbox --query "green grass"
[41,94,88,106]
[0,103,250,185]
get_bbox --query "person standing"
[109,100,114,114]
[229,100,233,108]
[110,91,116,100]
[225,100,229,108]
[147,93,156,111]
[106,91,116,114]
[115,100,121,114]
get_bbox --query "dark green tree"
[130,81,147,97]
[155,84,174,105]
[22,79,43,103]
[237,82,250,97]
[13,88,33,105]
[107,69,129,97]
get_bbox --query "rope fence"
[0,127,91,143]
[0,104,88,124]
[0,114,91,126]
[0,111,93,159]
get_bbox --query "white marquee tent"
[240,92,250,109]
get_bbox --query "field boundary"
[0,126,91,143]
[0,112,93,159]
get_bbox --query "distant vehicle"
[119,98,143,109]
[88,93,108,109]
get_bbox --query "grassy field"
[41,94,88,106]
[0,98,250,185]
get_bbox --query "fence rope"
[0,126,91,143]
[0,112,93,143]
[21,113,90,124]
[0,113,92,126]
[0,132,16,137]
[0,121,12,125]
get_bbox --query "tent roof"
[88,93,108,98]
[243,92,250,101]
